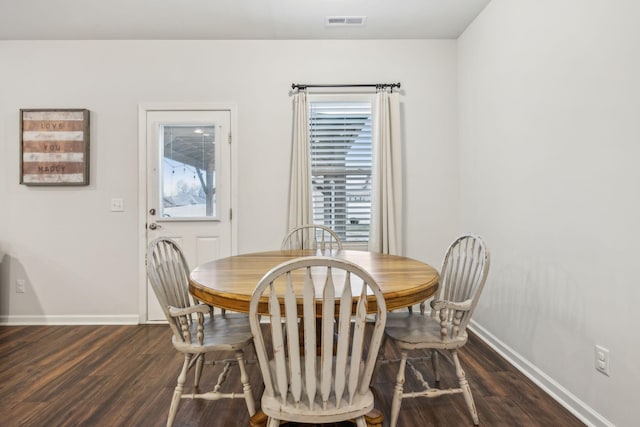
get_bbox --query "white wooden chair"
[281,224,343,251]
[146,237,256,427]
[249,256,386,427]
[382,235,490,427]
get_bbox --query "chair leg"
[431,349,440,383]
[419,301,426,315]
[236,349,256,416]
[194,353,205,388]
[452,350,479,425]
[266,417,281,427]
[167,354,192,427]
[390,350,408,427]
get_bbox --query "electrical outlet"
[16,279,26,293]
[595,345,610,376]
[110,198,124,212]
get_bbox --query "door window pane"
[160,125,216,218]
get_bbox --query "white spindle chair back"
[430,234,490,339]
[147,238,198,343]
[249,256,386,425]
[281,224,343,251]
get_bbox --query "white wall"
[458,1,640,426]
[0,40,459,323]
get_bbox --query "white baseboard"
[0,314,140,325]
[469,320,614,427]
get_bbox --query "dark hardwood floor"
[0,324,584,427]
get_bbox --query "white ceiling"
[0,0,491,40]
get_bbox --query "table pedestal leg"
[248,410,267,427]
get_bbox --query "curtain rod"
[291,82,401,91]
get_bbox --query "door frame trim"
[137,103,239,324]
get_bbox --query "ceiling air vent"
[326,16,367,26]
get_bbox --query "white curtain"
[287,91,313,233]
[368,89,403,254]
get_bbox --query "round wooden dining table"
[189,249,439,427]
[189,249,440,314]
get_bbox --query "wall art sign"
[20,109,90,186]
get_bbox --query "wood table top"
[189,249,439,313]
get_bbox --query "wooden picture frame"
[20,108,90,186]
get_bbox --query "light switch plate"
[595,345,610,376]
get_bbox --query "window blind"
[309,101,372,242]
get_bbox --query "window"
[309,98,373,243]
[160,124,216,218]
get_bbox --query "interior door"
[146,110,232,321]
